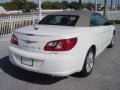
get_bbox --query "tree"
[79,0,82,9]
[11,0,24,10]
[61,1,69,9]
[28,2,37,11]
[110,0,113,10]
[11,0,30,12]
[51,2,63,9]
[103,0,107,17]
[69,1,79,10]
[82,3,95,10]
[42,1,51,9]
[1,2,16,10]
[0,0,37,12]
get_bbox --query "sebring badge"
[23,40,37,44]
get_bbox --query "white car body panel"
[9,18,115,76]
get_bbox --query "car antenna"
[33,24,38,30]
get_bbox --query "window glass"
[90,13,107,26]
[95,14,107,26]
[90,14,96,26]
[39,15,79,26]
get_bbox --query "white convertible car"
[9,11,115,77]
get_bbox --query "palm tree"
[103,0,107,17]
[118,0,120,9]
[111,0,113,10]
[79,0,82,9]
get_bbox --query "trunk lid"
[13,25,88,53]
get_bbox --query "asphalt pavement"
[0,26,120,90]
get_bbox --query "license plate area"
[21,57,33,67]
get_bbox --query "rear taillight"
[44,37,77,51]
[11,34,18,45]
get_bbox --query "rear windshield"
[38,15,79,26]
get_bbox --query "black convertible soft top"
[51,11,94,27]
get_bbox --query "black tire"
[80,48,95,77]
[107,33,115,48]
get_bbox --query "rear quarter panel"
[69,26,114,68]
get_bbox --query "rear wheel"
[107,33,115,48]
[80,48,95,77]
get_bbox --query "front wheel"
[80,48,95,77]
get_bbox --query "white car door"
[95,14,113,45]
[90,13,113,54]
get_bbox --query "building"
[0,6,9,14]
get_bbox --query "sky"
[0,0,11,3]
[0,0,118,6]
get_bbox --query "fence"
[0,13,39,36]
[0,11,120,37]
[98,11,120,20]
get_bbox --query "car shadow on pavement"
[0,56,67,85]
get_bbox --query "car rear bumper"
[9,45,84,76]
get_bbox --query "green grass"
[112,20,120,24]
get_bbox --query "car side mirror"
[108,21,113,25]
